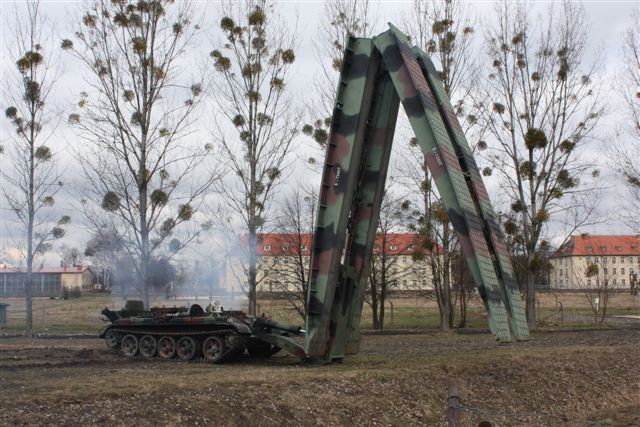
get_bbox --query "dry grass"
[1,291,640,425]
[1,328,639,426]
[2,290,638,335]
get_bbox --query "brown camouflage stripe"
[411,38,529,340]
[375,27,512,341]
[339,70,400,357]
[305,25,530,362]
[306,37,381,359]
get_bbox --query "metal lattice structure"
[305,24,529,363]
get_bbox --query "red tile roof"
[0,265,89,274]
[256,233,313,256]
[254,233,439,256]
[555,235,640,257]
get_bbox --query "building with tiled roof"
[0,264,95,298]
[223,233,441,293]
[551,235,640,289]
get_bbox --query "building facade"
[223,233,439,294]
[0,265,95,298]
[550,235,640,290]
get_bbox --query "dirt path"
[1,329,639,426]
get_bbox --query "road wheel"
[157,336,176,359]
[104,329,120,351]
[121,334,138,357]
[176,336,198,360]
[202,336,225,363]
[139,335,157,358]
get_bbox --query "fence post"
[447,383,461,427]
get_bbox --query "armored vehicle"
[100,300,306,363]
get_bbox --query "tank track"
[104,327,247,364]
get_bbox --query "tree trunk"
[248,227,257,316]
[526,271,536,329]
[442,247,452,330]
[379,284,386,331]
[25,264,33,339]
[458,289,467,328]
[440,302,451,331]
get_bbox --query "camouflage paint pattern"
[336,65,400,358]
[410,36,528,340]
[306,25,529,362]
[305,37,380,360]
[374,27,512,341]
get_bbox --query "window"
[264,245,271,251]
[614,278,618,285]
[390,245,397,251]
[630,257,633,263]
[604,268,608,275]
[586,246,594,253]
[409,245,415,251]
[623,279,626,286]
[603,257,608,264]
[622,268,626,275]
[616,245,623,252]
[611,257,616,264]
[594,258,599,264]
[301,245,306,251]
[600,245,607,252]
[622,257,626,264]
[281,245,289,251]
[559,269,563,277]
[586,257,591,263]
[632,245,638,251]
[613,268,617,275]
[587,279,592,287]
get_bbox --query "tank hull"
[99,302,306,363]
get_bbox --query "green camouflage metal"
[305,37,380,360]
[409,34,528,340]
[306,24,529,363]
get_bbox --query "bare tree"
[1,1,70,337]
[366,190,413,330]
[302,0,378,150]
[572,254,612,324]
[84,230,124,291]
[401,0,480,331]
[614,9,640,228]
[62,0,215,308]
[480,1,602,328]
[403,0,479,121]
[210,0,300,316]
[59,245,81,267]
[270,189,316,320]
[451,249,475,328]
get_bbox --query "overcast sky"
[1,0,638,267]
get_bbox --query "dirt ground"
[1,327,639,427]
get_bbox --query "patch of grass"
[2,291,639,336]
